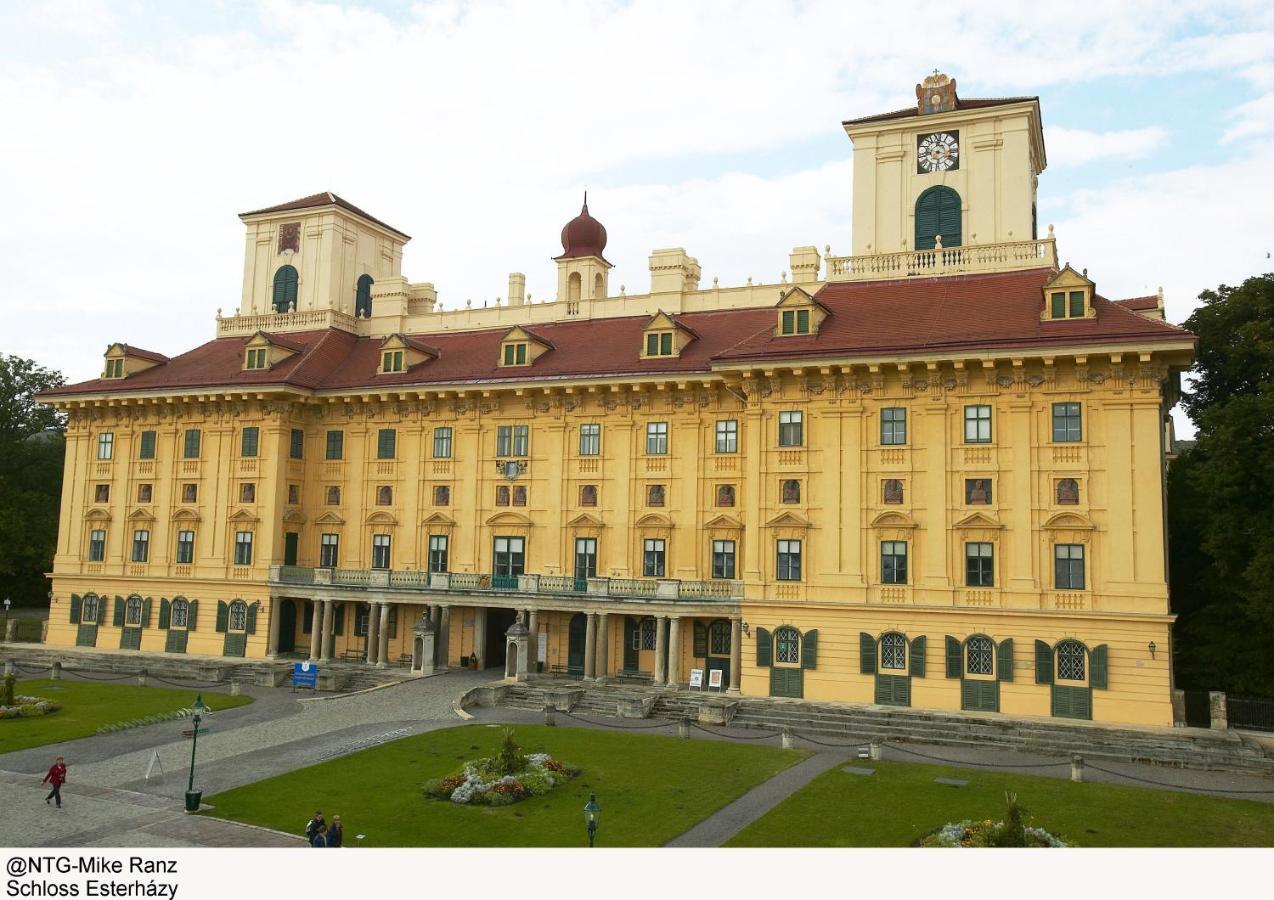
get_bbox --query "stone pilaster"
[266,597,282,657]
[365,602,380,665]
[653,615,668,685]
[308,601,322,660]
[473,606,487,669]
[437,605,451,669]
[583,612,597,679]
[596,612,609,680]
[666,616,681,686]
[729,618,742,693]
[318,599,333,662]
[376,603,391,668]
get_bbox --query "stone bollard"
[678,717,691,740]
[4,619,16,642]
[137,668,148,687]
[3,660,13,678]
[51,661,62,681]
[1171,689,1187,728]
[230,680,240,697]
[1209,691,1229,731]
[544,703,556,727]
[781,727,795,750]
[868,740,882,761]
[1071,754,1085,783]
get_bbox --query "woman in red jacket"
[42,755,66,809]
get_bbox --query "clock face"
[917,131,960,173]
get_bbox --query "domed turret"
[556,193,608,262]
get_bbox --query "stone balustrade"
[215,308,359,337]
[825,235,1057,282]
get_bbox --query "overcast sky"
[3,1,1271,437]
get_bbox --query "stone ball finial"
[1048,223,1055,236]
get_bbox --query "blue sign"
[292,661,318,689]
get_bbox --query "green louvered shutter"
[141,597,152,629]
[1035,640,1054,684]
[113,597,126,627]
[801,630,818,670]
[756,627,772,666]
[215,600,229,633]
[693,622,707,657]
[246,601,260,635]
[997,638,1014,682]
[945,635,961,678]
[96,598,107,623]
[188,600,198,630]
[70,594,82,624]
[1091,644,1108,689]
[915,186,962,250]
[158,598,170,630]
[910,635,926,678]
[859,632,877,674]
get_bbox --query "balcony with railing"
[271,565,743,603]
[825,234,1057,283]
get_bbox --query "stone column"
[377,603,391,668]
[653,615,668,685]
[528,609,540,673]
[473,607,488,669]
[318,600,334,662]
[729,618,742,693]
[365,602,380,665]
[436,606,451,669]
[1209,691,1229,730]
[308,601,322,660]
[596,613,609,681]
[666,616,681,687]
[583,612,597,680]
[266,597,282,658]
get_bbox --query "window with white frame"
[320,533,339,568]
[712,540,736,579]
[774,626,801,663]
[776,539,802,581]
[372,534,391,569]
[176,530,195,564]
[639,617,656,650]
[881,632,907,670]
[578,423,601,456]
[778,411,804,447]
[233,531,253,566]
[171,598,189,628]
[428,535,449,573]
[643,538,666,577]
[228,600,247,631]
[646,422,669,455]
[965,542,994,587]
[1055,544,1086,590]
[964,405,992,443]
[131,529,150,563]
[88,529,106,562]
[433,427,452,458]
[1057,640,1086,681]
[1052,402,1082,442]
[97,432,114,460]
[966,636,994,675]
[125,595,143,625]
[881,541,908,584]
[715,419,738,453]
[881,407,907,445]
[82,593,100,622]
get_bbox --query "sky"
[2,0,1272,438]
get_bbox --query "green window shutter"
[801,629,818,670]
[1051,292,1065,318]
[246,601,260,635]
[756,627,772,667]
[113,596,126,627]
[97,599,108,624]
[141,597,152,629]
[215,600,229,633]
[945,635,961,678]
[693,622,707,656]
[1035,640,1054,684]
[1091,644,1108,689]
[70,594,82,624]
[909,635,926,678]
[188,600,199,631]
[859,632,877,674]
[997,638,1014,682]
[158,598,171,630]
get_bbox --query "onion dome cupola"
[554,192,613,305]
[555,192,610,263]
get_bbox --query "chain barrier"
[690,722,783,741]
[790,733,870,749]
[1084,761,1274,795]
[555,708,674,731]
[883,741,1070,769]
[149,674,232,689]
[56,669,141,682]
[14,663,51,675]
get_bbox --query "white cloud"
[1046,126,1169,167]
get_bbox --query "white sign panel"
[688,668,704,689]
[708,668,724,690]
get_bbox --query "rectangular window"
[776,539,802,581]
[493,536,526,577]
[176,530,195,564]
[183,429,201,459]
[778,411,804,447]
[797,308,810,333]
[290,428,305,459]
[503,343,528,366]
[97,432,114,460]
[496,425,530,457]
[643,539,666,577]
[715,419,738,453]
[131,529,150,563]
[182,483,197,503]
[138,430,156,460]
[325,430,344,460]
[377,428,396,459]
[372,534,391,570]
[712,539,736,579]
[578,423,601,456]
[964,405,992,444]
[88,529,106,562]
[881,407,907,445]
[965,478,992,504]
[646,332,674,356]
[1051,291,1066,319]
[428,535,449,573]
[94,484,110,503]
[965,542,994,587]
[137,483,152,503]
[433,427,453,459]
[645,333,658,357]
[240,482,256,503]
[646,421,669,455]
[781,309,795,334]
[1052,402,1082,443]
[104,358,124,378]
[1055,544,1086,590]
[1069,290,1085,318]
[575,537,598,580]
[234,531,254,566]
[246,347,267,369]
[382,350,404,373]
[512,425,528,457]
[241,427,259,458]
[881,541,908,585]
[320,533,339,568]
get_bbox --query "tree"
[0,355,66,607]
[1171,273,1274,695]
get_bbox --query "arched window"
[512,485,527,507]
[1057,478,1080,505]
[82,593,99,623]
[377,485,393,506]
[579,484,598,507]
[640,616,656,650]
[495,485,511,506]
[716,485,736,507]
[326,486,341,505]
[966,635,994,675]
[781,479,801,504]
[914,186,962,250]
[1056,640,1086,681]
[593,272,604,300]
[272,265,298,313]
[171,597,189,629]
[775,626,801,664]
[568,272,582,303]
[881,632,907,670]
[709,620,732,655]
[125,595,143,626]
[355,274,374,318]
[228,599,248,631]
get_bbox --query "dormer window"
[377,334,438,375]
[503,343,529,366]
[104,358,125,379]
[774,287,828,337]
[243,332,300,371]
[781,309,810,335]
[245,348,268,370]
[646,332,674,357]
[382,350,404,373]
[1041,265,1096,322]
[1050,290,1086,319]
[103,343,168,379]
[640,311,696,359]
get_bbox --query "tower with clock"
[842,71,1047,256]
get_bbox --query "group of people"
[304,810,344,847]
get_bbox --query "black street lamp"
[583,793,601,848]
[184,694,208,812]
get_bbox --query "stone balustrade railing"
[270,565,743,602]
[215,308,360,337]
[825,236,1057,282]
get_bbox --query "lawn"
[0,679,253,754]
[726,759,1274,847]
[205,724,806,846]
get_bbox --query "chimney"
[508,273,526,306]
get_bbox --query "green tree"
[1172,273,1274,695]
[0,355,66,607]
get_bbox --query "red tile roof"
[238,192,410,240]
[40,268,1193,400]
[843,96,1038,126]
[114,344,170,364]
[1114,295,1160,312]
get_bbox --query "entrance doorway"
[623,617,639,672]
[704,619,732,687]
[277,599,297,654]
[483,608,518,670]
[568,613,588,675]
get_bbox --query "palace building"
[39,73,1194,725]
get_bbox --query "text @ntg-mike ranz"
[6,855,179,898]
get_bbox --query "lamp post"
[583,793,601,848]
[184,694,207,812]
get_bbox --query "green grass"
[205,724,807,846]
[726,759,1274,847]
[0,679,253,754]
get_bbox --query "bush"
[422,736,577,807]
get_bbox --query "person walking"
[327,815,343,848]
[305,810,325,846]
[311,824,328,848]
[42,756,67,809]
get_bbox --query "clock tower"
[843,72,1046,256]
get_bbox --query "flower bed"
[423,730,579,806]
[919,819,1068,847]
[0,695,62,720]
